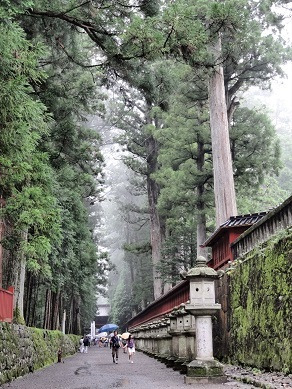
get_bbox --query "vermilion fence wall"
[0,286,14,323]
[127,280,190,329]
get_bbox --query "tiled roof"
[203,211,268,246]
[221,212,267,228]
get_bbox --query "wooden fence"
[0,286,14,323]
[127,280,189,329]
[231,195,292,259]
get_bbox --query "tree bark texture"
[196,132,208,258]
[208,35,237,227]
[67,294,81,335]
[144,101,167,299]
[13,230,28,318]
[43,289,52,329]
[24,271,34,325]
[24,272,40,327]
[146,134,165,299]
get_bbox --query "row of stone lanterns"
[130,256,226,384]
[131,304,196,372]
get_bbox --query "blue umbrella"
[98,323,118,333]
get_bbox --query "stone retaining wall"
[0,323,79,385]
[215,227,291,373]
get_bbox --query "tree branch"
[61,1,91,16]
[55,37,105,68]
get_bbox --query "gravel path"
[0,347,266,389]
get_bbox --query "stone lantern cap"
[161,318,168,326]
[177,303,187,316]
[169,306,179,317]
[186,256,218,279]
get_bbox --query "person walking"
[110,330,121,364]
[122,338,127,353]
[79,337,84,353]
[83,336,90,354]
[124,335,135,364]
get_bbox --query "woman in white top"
[124,335,135,363]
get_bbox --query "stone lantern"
[169,308,178,332]
[168,307,179,367]
[184,256,226,384]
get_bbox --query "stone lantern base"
[165,355,176,367]
[184,359,226,384]
[156,354,169,364]
[173,357,187,372]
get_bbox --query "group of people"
[97,337,109,347]
[110,331,135,364]
[79,330,135,364]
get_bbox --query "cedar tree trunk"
[208,34,237,227]
[14,230,28,319]
[196,137,208,257]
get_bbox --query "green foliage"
[26,7,110,332]
[0,1,110,335]
[123,242,151,255]
[0,0,34,18]
[231,106,282,189]
[237,175,290,214]
[0,7,61,275]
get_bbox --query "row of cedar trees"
[0,1,110,334]
[0,0,290,330]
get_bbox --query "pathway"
[1,346,257,389]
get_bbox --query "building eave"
[202,212,268,247]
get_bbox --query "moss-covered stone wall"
[228,228,291,373]
[0,323,79,385]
